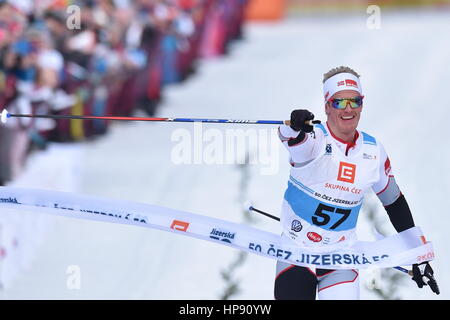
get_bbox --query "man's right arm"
[278,109,321,167]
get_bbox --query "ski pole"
[394,266,412,276]
[1,109,321,126]
[247,205,413,276]
[248,205,280,222]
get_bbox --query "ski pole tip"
[1,109,9,124]
[243,201,253,212]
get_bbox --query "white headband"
[323,72,362,101]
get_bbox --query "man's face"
[325,90,362,136]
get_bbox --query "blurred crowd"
[0,0,248,185]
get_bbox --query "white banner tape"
[0,187,434,269]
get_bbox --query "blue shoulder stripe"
[315,123,328,136]
[362,132,377,146]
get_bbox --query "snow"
[1,9,449,299]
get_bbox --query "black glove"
[290,109,315,133]
[412,262,440,295]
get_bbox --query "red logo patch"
[170,220,190,232]
[384,157,391,176]
[337,162,356,183]
[307,232,322,243]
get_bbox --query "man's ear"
[324,102,330,116]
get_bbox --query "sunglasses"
[328,96,364,109]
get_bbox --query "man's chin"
[337,120,358,133]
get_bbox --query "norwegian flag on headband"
[345,79,358,88]
[323,72,362,101]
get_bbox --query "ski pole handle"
[283,119,320,127]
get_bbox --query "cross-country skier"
[274,66,439,300]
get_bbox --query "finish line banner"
[0,187,435,269]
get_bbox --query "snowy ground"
[1,8,449,299]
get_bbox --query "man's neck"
[326,122,357,144]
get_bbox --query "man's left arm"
[372,143,439,295]
[371,144,414,232]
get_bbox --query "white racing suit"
[275,122,402,300]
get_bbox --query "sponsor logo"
[314,191,361,204]
[420,236,427,244]
[337,162,356,183]
[0,197,18,204]
[170,220,190,232]
[296,253,389,265]
[325,144,332,155]
[345,79,358,88]
[210,228,236,243]
[291,220,303,232]
[384,157,391,176]
[324,183,362,194]
[324,91,330,100]
[65,205,148,224]
[417,251,435,263]
[363,153,376,160]
[307,232,322,243]
[337,80,345,87]
[226,119,256,123]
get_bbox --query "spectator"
[0,0,248,184]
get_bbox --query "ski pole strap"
[0,186,435,270]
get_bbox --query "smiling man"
[274,66,439,300]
